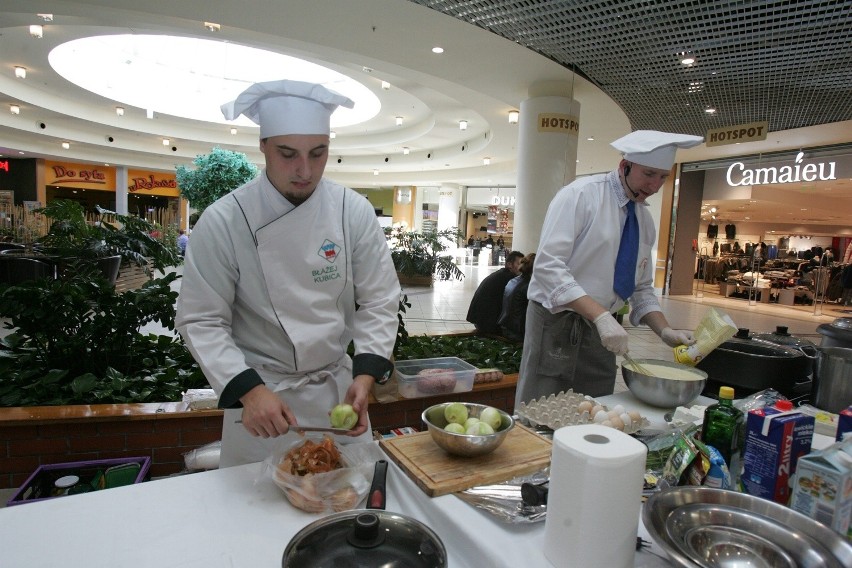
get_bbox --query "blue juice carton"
[837,405,852,442]
[741,402,814,504]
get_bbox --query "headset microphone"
[623,163,640,198]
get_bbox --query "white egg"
[613,404,625,415]
[593,409,608,423]
[628,411,642,423]
[591,405,604,417]
[601,420,614,428]
[619,413,632,428]
[608,416,625,431]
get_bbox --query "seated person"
[499,253,535,342]
[465,250,524,334]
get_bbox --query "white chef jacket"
[175,173,400,464]
[527,170,662,326]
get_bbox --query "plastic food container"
[393,357,476,399]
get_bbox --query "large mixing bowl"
[421,402,513,457]
[621,359,707,408]
[644,487,852,568]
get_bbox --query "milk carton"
[790,439,852,539]
[741,405,813,504]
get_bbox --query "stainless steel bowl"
[621,359,707,408]
[421,403,514,457]
[644,487,852,568]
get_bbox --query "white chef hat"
[610,130,704,170]
[221,79,354,138]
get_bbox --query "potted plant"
[384,225,464,286]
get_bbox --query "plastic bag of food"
[673,307,737,365]
[184,440,221,471]
[262,436,379,514]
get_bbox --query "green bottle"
[701,386,745,484]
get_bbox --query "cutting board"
[379,424,552,497]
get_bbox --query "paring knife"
[234,420,349,434]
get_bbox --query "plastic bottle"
[701,386,745,485]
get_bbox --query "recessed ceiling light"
[508,110,519,124]
[329,131,336,139]
[373,169,379,176]
[230,127,237,135]
[395,116,403,126]
[162,138,170,146]
[459,120,468,131]
[680,55,695,65]
[705,107,717,114]
[115,106,125,116]
[37,13,53,21]
[381,81,390,90]
[587,136,594,141]
[61,142,70,149]
[432,46,444,54]
[10,105,20,115]
[402,147,410,155]
[146,109,154,119]
[29,25,43,39]
[203,22,221,32]
[14,66,26,79]
[483,157,491,165]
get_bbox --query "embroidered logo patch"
[318,239,341,263]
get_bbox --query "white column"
[114,166,128,215]
[512,84,581,254]
[437,184,461,233]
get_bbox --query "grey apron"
[514,301,616,407]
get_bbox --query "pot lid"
[751,326,817,349]
[283,509,446,568]
[831,317,852,330]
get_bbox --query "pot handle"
[799,345,819,359]
[368,460,388,511]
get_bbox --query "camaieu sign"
[726,152,837,187]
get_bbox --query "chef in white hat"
[176,80,400,467]
[515,130,703,406]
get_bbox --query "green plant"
[0,271,207,406]
[384,225,465,281]
[176,147,259,214]
[37,200,179,275]
[395,334,523,373]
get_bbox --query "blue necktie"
[614,200,639,299]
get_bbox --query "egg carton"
[516,389,648,435]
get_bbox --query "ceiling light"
[230,127,237,135]
[508,110,519,124]
[403,147,410,155]
[431,46,444,54]
[329,131,336,139]
[203,22,221,32]
[10,105,20,115]
[459,120,468,131]
[709,207,717,213]
[587,136,595,141]
[680,54,695,65]
[705,107,717,114]
[14,66,26,79]
[29,25,43,39]
[162,138,170,146]
[115,106,125,116]
[37,13,53,21]
[381,81,390,90]
[61,142,70,150]
[395,116,403,126]
[483,157,491,165]
[146,109,154,119]
[373,169,379,176]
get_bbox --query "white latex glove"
[592,312,629,356]
[660,327,696,347]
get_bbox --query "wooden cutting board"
[379,424,552,497]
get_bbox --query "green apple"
[464,417,480,430]
[329,403,358,430]
[444,423,466,434]
[466,422,495,436]
[443,402,469,425]
[479,406,503,431]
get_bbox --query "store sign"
[45,161,115,190]
[127,170,179,197]
[537,113,580,135]
[0,160,9,173]
[491,195,516,207]
[706,121,768,147]
[726,152,837,187]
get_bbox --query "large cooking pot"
[817,318,852,349]
[282,460,447,568]
[696,332,812,397]
[812,346,852,413]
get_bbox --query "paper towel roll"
[543,424,647,568]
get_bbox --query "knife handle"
[368,460,388,511]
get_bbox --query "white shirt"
[527,170,662,326]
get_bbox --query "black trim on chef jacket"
[218,368,265,409]
[354,353,394,384]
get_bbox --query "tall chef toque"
[611,130,704,170]
[221,80,354,138]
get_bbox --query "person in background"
[466,250,524,334]
[515,130,701,405]
[499,252,536,342]
[176,80,400,467]
[176,229,189,257]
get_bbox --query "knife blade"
[233,420,349,434]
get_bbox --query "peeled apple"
[479,406,502,430]
[466,422,495,436]
[444,423,466,434]
[329,403,358,430]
